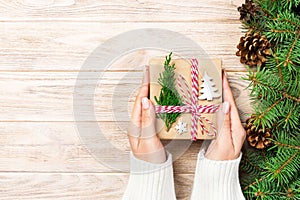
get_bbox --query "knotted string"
[155,59,219,141]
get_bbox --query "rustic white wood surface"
[0,0,249,199]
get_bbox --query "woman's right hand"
[127,66,166,164]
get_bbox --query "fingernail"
[222,101,230,114]
[142,97,150,109]
[222,69,228,77]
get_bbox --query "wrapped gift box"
[149,57,222,140]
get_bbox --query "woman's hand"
[205,71,246,160]
[127,66,166,164]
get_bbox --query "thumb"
[141,97,156,139]
[206,101,230,154]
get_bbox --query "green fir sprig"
[154,52,182,131]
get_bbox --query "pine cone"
[237,0,261,22]
[236,32,271,67]
[245,115,272,149]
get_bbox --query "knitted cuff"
[123,151,176,200]
[130,151,173,174]
[191,149,245,200]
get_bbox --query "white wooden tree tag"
[198,71,221,101]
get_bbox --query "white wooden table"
[0,0,250,199]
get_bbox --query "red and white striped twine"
[155,58,219,141]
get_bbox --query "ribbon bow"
[155,59,219,141]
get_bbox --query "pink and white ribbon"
[155,59,219,141]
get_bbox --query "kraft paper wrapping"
[149,58,222,140]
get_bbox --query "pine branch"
[249,73,300,102]
[274,151,298,175]
[270,29,297,34]
[274,52,285,87]
[284,32,300,67]
[243,154,264,172]
[237,1,300,199]
[244,176,266,191]
[279,18,300,29]
[244,150,300,190]
[263,149,300,186]
[258,97,285,119]
[264,11,300,43]
[274,141,300,151]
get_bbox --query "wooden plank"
[0,119,202,174]
[0,144,111,172]
[0,22,245,71]
[0,172,129,199]
[0,172,194,200]
[0,0,251,198]
[0,121,251,173]
[0,71,251,122]
[0,0,243,22]
[0,135,202,174]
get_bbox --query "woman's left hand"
[205,71,246,160]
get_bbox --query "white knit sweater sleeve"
[122,151,176,200]
[123,150,245,200]
[190,149,245,200]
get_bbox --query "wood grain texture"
[0,22,245,71]
[0,122,248,175]
[0,71,251,122]
[0,0,248,199]
[0,121,202,174]
[0,172,194,200]
[0,172,129,199]
[0,144,202,174]
[0,0,241,22]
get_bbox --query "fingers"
[130,66,150,127]
[222,71,241,123]
[141,97,156,138]
[206,71,246,160]
[205,102,233,160]
[140,65,150,98]
[222,71,245,151]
